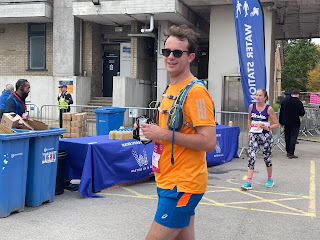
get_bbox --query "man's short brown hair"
[164,25,199,55]
[291,89,300,95]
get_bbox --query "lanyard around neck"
[13,92,27,111]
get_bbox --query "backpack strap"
[169,79,206,166]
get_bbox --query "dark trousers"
[284,126,300,156]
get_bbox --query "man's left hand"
[141,123,163,141]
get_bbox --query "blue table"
[59,136,154,198]
[206,125,240,166]
[59,125,239,198]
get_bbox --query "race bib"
[22,112,28,120]
[250,120,270,133]
[152,142,163,173]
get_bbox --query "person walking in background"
[241,89,279,190]
[279,89,305,159]
[58,84,73,128]
[283,87,295,102]
[0,83,14,119]
[5,79,30,118]
[140,25,216,240]
[282,86,300,144]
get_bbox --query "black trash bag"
[55,150,68,195]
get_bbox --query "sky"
[311,38,320,45]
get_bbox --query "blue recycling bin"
[23,128,66,207]
[0,131,36,218]
[93,107,126,136]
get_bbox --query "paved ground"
[1,137,319,240]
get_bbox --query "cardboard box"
[71,132,82,138]
[1,113,22,129]
[62,133,71,138]
[1,113,34,130]
[71,127,83,133]
[73,113,87,121]
[82,132,88,137]
[62,112,73,120]
[63,125,71,133]
[71,120,84,127]
[63,120,71,127]
[24,119,49,130]
[0,123,13,134]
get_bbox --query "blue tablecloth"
[206,125,240,166]
[59,125,240,198]
[59,136,154,198]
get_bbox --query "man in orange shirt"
[141,25,216,240]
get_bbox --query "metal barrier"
[35,105,256,156]
[300,106,320,136]
[26,103,40,120]
[215,111,249,157]
[272,112,285,152]
[121,107,157,128]
[39,104,102,136]
[35,105,158,137]
[32,105,294,157]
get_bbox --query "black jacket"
[5,92,27,117]
[279,96,305,128]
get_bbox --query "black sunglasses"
[161,48,190,58]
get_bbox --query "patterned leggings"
[248,132,273,170]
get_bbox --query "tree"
[308,64,320,92]
[281,39,320,91]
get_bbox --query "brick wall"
[82,21,93,76]
[91,22,102,97]
[82,21,102,97]
[0,23,53,76]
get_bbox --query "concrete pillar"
[53,0,74,76]
[264,7,276,107]
[208,5,239,112]
[156,20,171,102]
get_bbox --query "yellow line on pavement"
[227,197,306,205]
[309,160,316,218]
[226,178,239,185]
[239,190,305,213]
[206,189,235,193]
[122,187,156,199]
[297,137,320,143]
[48,121,59,126]
[200,202,311,217]
[102,193,157,199]
[208,185,308,197]
[202,197,225,206]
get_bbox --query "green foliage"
[281,39,320,92]
[273,103,280,113]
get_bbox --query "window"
[28,23,46,70]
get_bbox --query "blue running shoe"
[265,178,274,188]
[241,181,252,190]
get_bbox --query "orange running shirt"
[155,77,216,194]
